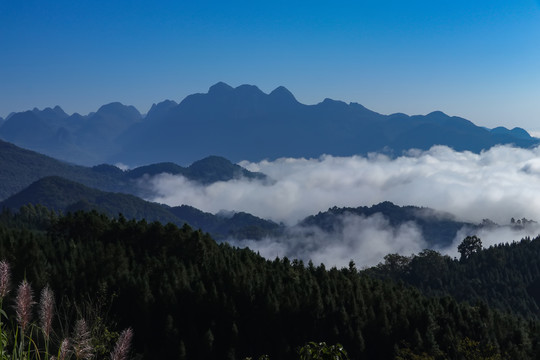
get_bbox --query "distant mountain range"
[1,82,537,166]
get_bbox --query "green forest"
[1,205,540,359]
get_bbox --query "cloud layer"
[227,213,428,268]
[142,145,540,267]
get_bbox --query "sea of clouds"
[140,145,540,267]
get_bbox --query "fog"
[225,215,540,268]
[226,213,428,268]
[142,144,540,267]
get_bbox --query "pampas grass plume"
[111,328,134,360]
[15,280,34,332]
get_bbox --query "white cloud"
[114,162,130,171]
[227,213,427,268]
[140,144,540,267]
[146,145,540,225]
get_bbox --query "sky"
[1,1,540,131]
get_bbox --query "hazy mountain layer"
[0,138,265,201]
[1,83,536,166]
[0,176,280,240]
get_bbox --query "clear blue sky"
[2,0,540,131]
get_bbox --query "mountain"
[300,201,476,248]
[490,126,533,140]
[0,103,142,165]
[113,83,540,165]
[0,176,279,240]
[0,138,128,201]
[126,155,266,184]
[0,138,266,201]
[0,176,180,224]
[169,204,282,239]
[2,83,537,166]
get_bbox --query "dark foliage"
[371,235,540,320]
[0,209,539,359]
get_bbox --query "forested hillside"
[301,202,475,248]
[0,137,266,202]
[0,208,539,359]
[371,235,540,319]
[0,178,280,241]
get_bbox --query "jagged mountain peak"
[95,102,142,119]
[235,84,265,96]
[269,86,297,102]
[147,100,178,118]
[426,110,449,118]
[208,81,234,94]
[3,83,539,166]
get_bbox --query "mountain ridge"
[0,175,281,240]
[0,138,266,201]
[1,83,537,166]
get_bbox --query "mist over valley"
[6,2,540,357]
[2,84,540,358]
[2,85,540,268]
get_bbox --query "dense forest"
[1,205,540,359]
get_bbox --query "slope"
[0,138,266,201]
[2,83,537,166]
[114,82,539,165]
[0,176,279,240]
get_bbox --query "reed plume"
[73,319,94,360]
[110,328,134,360]
[0,260,10,298]
[15,279,34,332]
[58,338,70,360]
[39,285,55,339]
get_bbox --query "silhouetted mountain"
[32,105,69,122]
[113,83,539,165]
[124,155,266,184]
[0,103,142,165]
[169,205,282,239]
[146,99,178,119]
[0,139,266,202]
[300,201,476,248]
[0,138,127,201]
[125,162,185,179]
[0,176,182,225]
[2,83,538,166]
[491,126,533,140]
[0,111,54,151]
[0,176,280,240]
[183,155,267,184]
